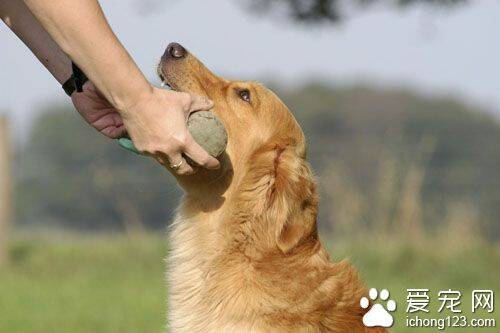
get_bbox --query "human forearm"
[0,0,71,84]
[22,0,152,112]
[3,0,220,172]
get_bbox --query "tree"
[16,106,181,231]
[135,0,469,24]
[246,0,469,24]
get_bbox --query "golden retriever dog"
[157,42,388,333]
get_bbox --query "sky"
[1,0,499,141]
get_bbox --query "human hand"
[121,86,220,175]
[71,81,127,139]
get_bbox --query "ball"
[187,111,227,158]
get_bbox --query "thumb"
[189,94,214,113]
[183,134,220,170]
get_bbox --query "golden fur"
[158,45,387,333]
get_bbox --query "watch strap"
[62,62,89,96]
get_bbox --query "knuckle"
[159,146,175,157]
[140,144,171,158]
[177,168,193,176]
[178,92,192,107]
[136,143,152,153]
[154,143,178,156]
[172,133,188,149]
[202,97,212,106]
[149,147,160,155]
[198,156,210,167]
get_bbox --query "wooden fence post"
[0,116,12,264]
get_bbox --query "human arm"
[0,0,71,84]
[0,0,125,138]
[22,0,149,111]
[2,0,219,174]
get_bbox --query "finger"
[188,94,214,112]
[83,81,105,99]
[102,124,127,139]
[115,125,127,138]
[82,81,113,107]
[183,135,220,170]
[165,153,194,176]
[92,112,123,129]
[155,155,167,166]
[82,80,94,92]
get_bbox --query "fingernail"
[210,162,221,170]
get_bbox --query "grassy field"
[0,233,498,333]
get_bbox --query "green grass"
[330,237,500,332]
[1,234,167,333]
[0,233,498,332]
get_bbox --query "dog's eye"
[238,89,251,103]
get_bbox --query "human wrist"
[115,81,156,118]
[46,49,72,84]
[62,62,89,96]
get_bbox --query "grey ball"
[187,111,227,158]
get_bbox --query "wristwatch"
[62,61,89,96]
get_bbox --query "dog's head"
[158,43,318,253]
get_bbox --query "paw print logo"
[360,288,397,328]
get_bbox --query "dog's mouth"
[156,58,179,91]
[159,76,172,90]
[157,68,174,91]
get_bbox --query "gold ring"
[170,160,183,170]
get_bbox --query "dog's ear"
[270,146,318,253]
[241,142,318,253]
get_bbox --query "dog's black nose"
[165,42,186,59]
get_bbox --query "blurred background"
[1,0,499,332]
